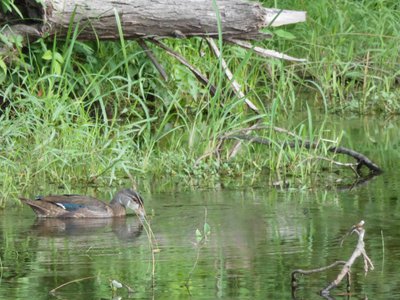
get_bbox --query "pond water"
[1,115,400,299]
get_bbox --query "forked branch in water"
[291,220,374,297]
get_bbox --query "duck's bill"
[127,201,146,218]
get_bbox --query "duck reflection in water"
[29,217,143,242]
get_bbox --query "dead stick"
[221,134,382,174]
[221,124,382,173]
[205,37,260,158]
[320,220,374,295]
[150,39,217,96]
[138,39,168,81]
[49,276,95,294]
[205,37,259,114]
[228,121,263,159]
[228,38,306,62]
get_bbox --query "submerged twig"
[291,261,347,288]
[49,276,95,294]
[135,203,159,284]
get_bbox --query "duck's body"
[21,189,145,219]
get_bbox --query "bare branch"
[320,220,373,295]
[292,221,374,297]
[229,39,307,62]
[206,38,259,113]
[292,261,347,287]
[137,39,168,81]
[149,39,217,96]
[220,130,382,174]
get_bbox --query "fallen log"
[1,0,305,42]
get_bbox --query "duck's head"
[113,189,145,218]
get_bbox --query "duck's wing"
[37,194,106,205]
[22,194,113,218]
[37,194,110,210]
[20,197,68,218]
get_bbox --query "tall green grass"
[260,0,400,113]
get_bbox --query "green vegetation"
[0,0,399,206]
[273,0,400,114]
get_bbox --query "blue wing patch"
[55,203,85,211]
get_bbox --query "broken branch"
[291,220,374,297]
[220,126,382,174]
[149,38,217,96]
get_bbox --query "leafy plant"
[195,222,211,244]
[185,208,211,293]
[0,0,23,17]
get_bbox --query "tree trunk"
[2,0,305,41]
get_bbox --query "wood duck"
[20,189,145,219]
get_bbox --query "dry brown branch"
[220,129,382,175]
[196,124,382,176]
[205,37,262,158]
[220,124,300,139]
[228,121,263,159]
[299,155,360,176]
[149,39,217,96]
[137,39,168,81]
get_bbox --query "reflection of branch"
[336,172,379,191]
[184,209,209,295]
